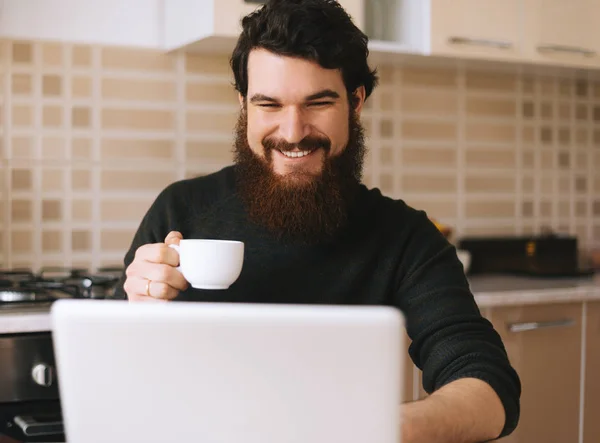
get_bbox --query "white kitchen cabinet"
[522,0,600,69]
[164,0,365,53]
[0,0,163,48]
[584,302,600,443]
[489,303,582,443]
[428,0,522,62]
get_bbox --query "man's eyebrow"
[305,89,340,101]
[249,94,280,104]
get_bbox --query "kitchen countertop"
[1,274,599,334]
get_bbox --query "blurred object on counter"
[591,249,600,270]
[457,250,471,273]
[431,218,452,239]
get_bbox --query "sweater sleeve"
[394,209,521,438]
[112,181,188,300]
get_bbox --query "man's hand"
[123,231,189,301]
[401,378,506,443]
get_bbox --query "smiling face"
[241,48,365,183]
[233,48,368,244]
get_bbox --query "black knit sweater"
[114,165,521,437]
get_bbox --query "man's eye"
[258,103,281,108]
[308,101,333,107]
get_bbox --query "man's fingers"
[134,243,180,267]
[165,231,183,246]
[124,276,179,301]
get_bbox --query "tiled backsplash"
[1,39,599,270]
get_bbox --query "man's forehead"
[247,49,345,96]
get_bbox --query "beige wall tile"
[186,82,237,104]
[186,111,237,133]
[186,141,233,161]
[12,42,32,63]
[12,105,33,127]
[73,45,91,67]
[401,91,458,115]
[558,201,570,217]
[380,94,394,111]
[378,67,394,85]
[101,199,152,222]
[11,231,32,253]
[379,146,393,164]
[72,231,91,251]
[42,137,66,159]
[402,68,457,88]
[576,201,588,217]
[402,121,457,141]
[72,107,91,128]
[72,200,92,221]
[72,138,93,159]
[42,200,62,221]
[379,174,394,194]
[541,176,553,193]
[42,231,62,252]
[466,72,516,92]
[410,200,457,218]
[100,229,135,251]
[12,137,33,158]
[72,76,92,98]
[11,169,32,190]
[12,200,32,221]
[72,170,91,190]
[12,73,32,95]
[465,123,516,143]
[43,106,63,127]
[465,201,515,218]
[465,175,515,193]
[522,150,535,169]
[465,149,516,168]
[522,126,535,144]
[402,147,457,167]
[185,54,230,75]
[42,43,63,66]
[42,170,64,191]
[522,176,534,193]
[102,108,174,131]
[403,175,456,193]
[102,78,176,102]
[101,170,174,191]
[102,47,176,72]
[101,139,174,160]
[42,75,62,96]
[465,97,516,118]
[540,201,553,217]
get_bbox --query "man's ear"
[351,86,366,116]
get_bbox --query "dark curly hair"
[230,0,378,104]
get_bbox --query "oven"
[0,267,123,442]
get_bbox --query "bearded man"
[115,1,521,441]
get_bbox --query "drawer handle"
[448,36,513,49]
[508,319,575,333]
[537,44,596,57]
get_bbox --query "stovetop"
[0,267,124,310]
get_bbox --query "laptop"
[51,299,405,443]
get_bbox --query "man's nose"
[279,107,310,144]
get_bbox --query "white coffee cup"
[168,239,244,290]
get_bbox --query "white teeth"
[280,150,312,158]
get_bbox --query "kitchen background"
[0,39,599,272]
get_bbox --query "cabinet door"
[523,0,600,68]
[489,303,582,443]
[214,0,364,38]
[429,0,522,61]
[584,302,600,443]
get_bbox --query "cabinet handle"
[508,319,575,333]
[537,44,596,57]
[448,36,513,49]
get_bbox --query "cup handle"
[168,244,183,272]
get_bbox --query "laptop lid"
[51,300,405,443]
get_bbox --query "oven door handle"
[13,415,64,437]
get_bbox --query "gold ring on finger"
[146,279,152,297]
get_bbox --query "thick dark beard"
[233,108,366,245]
